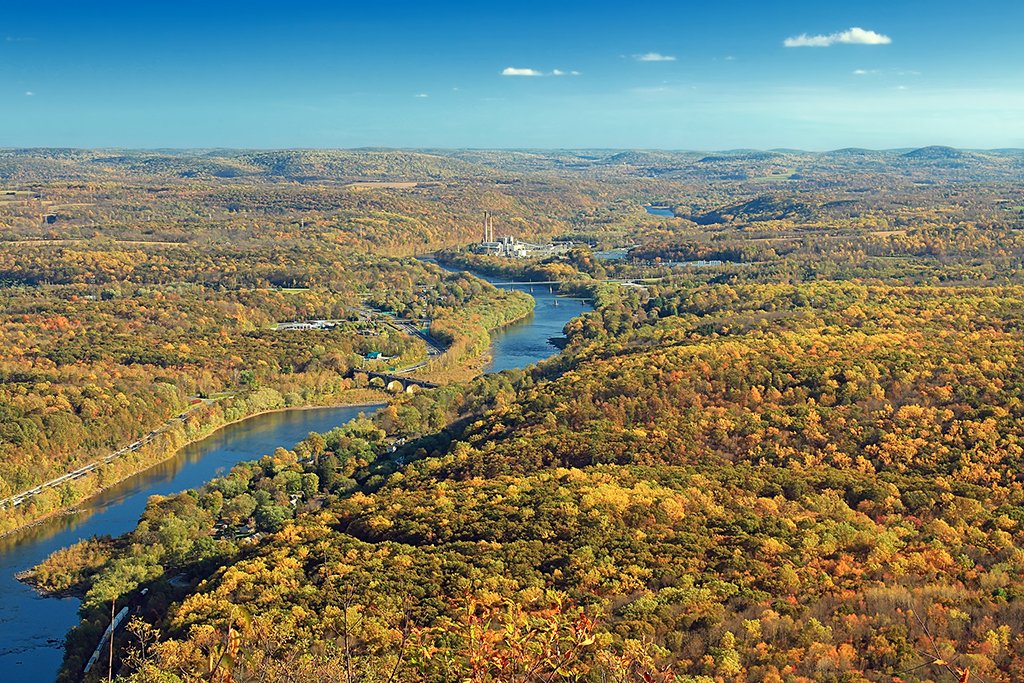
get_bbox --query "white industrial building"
[473,212,571,259]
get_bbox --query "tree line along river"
[0,270,593,682]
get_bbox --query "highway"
[383,318,446,357]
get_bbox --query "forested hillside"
[35,259,1024,681]
[8,147,1024,681]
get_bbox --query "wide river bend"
[0,269,592,681]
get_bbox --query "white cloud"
[634,52,676,62]
[414,93,428,98]
[784,27,892,48]
[502,67,543,76]
[24,91,34,96]
[503,67,579,77]
[852,69,878,76]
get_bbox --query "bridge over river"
[358,369,439,393]
[467,278,658,287]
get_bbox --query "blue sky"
[2,1,1022,149]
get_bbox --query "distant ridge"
[1,146,1020,183]
[697,151,783,163]
[824,148,882,157]
[901,145,967,160]
[695,194,814,225]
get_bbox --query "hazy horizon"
[2,144,1022,154]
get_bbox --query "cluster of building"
[276,319,338,331]
[473,212,571,259]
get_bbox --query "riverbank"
[424,286,535,380]
[16,400,390,597]
[0,387,389,539]
[423,257,596,378]
[419,304,538,383]
[6,294,549,559]
[3,264,596,683]
[0,402,391,683]
[0,278,536,540]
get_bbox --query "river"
[478,280,591,373]
[0,268,592,682]
[424,258,594,373]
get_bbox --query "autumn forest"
[4,146,1024,682]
